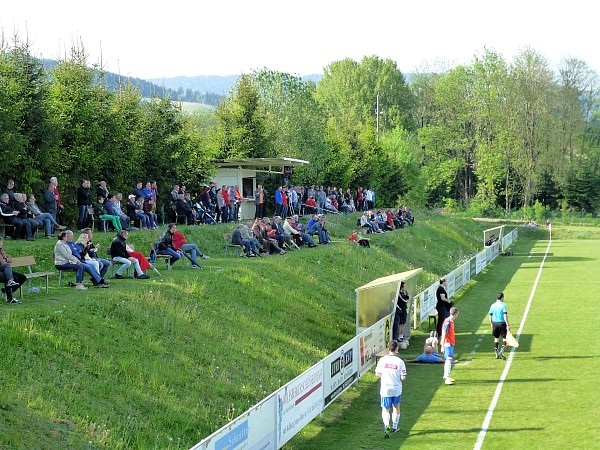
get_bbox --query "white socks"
[444,359,452,379]
[382,409,390,428]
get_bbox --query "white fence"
[191,227,519,450]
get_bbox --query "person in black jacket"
[157,223,182,266]
[77,180,93,231]
[109,230,149,279]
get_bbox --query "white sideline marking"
[473,240,552,450]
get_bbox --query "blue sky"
[2,0,598,79]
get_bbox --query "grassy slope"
[0,212,529,449]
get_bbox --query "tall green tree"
[208,74,269,159]
[251,69,329,184]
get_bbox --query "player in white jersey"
[375,339,407,438]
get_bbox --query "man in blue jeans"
[157,224,183,266]
[172,228,210,269]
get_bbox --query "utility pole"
[376,91,383,142]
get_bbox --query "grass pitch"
[286,230,600,449]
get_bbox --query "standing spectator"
[435,278,452,338]
[77,180,93,231]
[316,186,326,214]
[43,178,59,225]
[441,307,460,385]
[150,180,159,214]
[0,236,27,303]
[393,282,409,341]
[96,180,109,203]
[2,180,15,205]
[274,186,283,217]
[375,340,407,438]
[254,185,266,219]
[133,182,146,201]
[221,185,231,223]
[215,188,225,223]
[50,177,64,223]
[489,292,510,360]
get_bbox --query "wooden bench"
[10,256,55,299]
[151,242,178,270]
[223,233,243,257]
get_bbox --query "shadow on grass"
[408,426,545,436]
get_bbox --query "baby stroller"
[194,202,216,225]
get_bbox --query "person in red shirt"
[440,307,459,385]
[221,185,231,223]
[172,230,209,269]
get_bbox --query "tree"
[208,74,269,159]
[251,69,329,184]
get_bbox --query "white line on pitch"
[473,241,552,450]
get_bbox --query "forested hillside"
[2,40,600,222]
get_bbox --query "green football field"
[287,235,600,449]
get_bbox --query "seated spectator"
[175,193,196,224]
[106,194,131,231]
[0,193,34,240]
[141,196,159,229]
[231,224,257,257]
[272,216,293,249]
[172,228,209,269]
[63,231,109,288]
[385,210,396,230]
[94,196,122,231]
[0,236,27,304]
[360,211,380,234]
[304,196,318,215]
[349,230,370,248]
[124,241,154,277]
[157,224,183,266]
[13,193,43,234]
[283,217,316,247]
[252,219,285,255]
[26,194,65,238]
[76,229,112,280]
[323,196,339,213]
[109,230,150,279]
[307,214,331,244]
[54,231,92,290]
[240,220,263,255]
[126,195,150,229]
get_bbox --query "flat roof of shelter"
[212,157,309,171]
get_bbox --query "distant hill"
[42,59,225,106]
[42,59,324,105]
[148,74,324,96]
